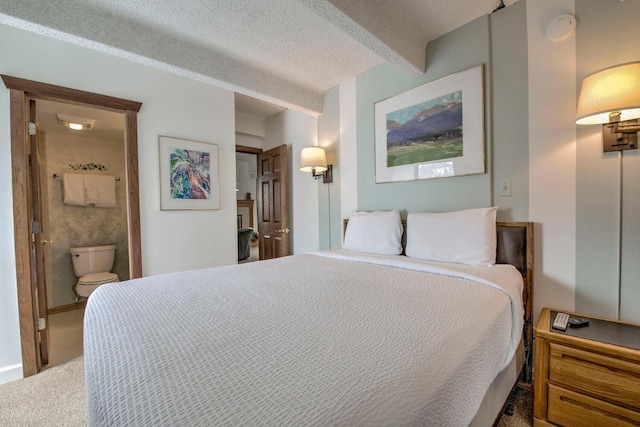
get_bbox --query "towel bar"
[53,173,120,181]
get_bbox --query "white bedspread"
[84,251,524,426]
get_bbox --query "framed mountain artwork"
[374,65,485,183]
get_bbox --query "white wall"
[317,85,341,250]
[0,23,237,383]
[264,110,319,254]
[527,0,577,322]
[0,105,21,382]
[236,133,262,149]
[236,152,258,202]
[574,0,640,323]
[339,78,358,222]
[236,110,265,151]
[236,111,266,139]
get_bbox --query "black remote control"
[568,317,590,327]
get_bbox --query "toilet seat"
[78,272,119,285]
[75,272,119,298]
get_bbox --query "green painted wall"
[354,5,529,220]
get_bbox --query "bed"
[84,208,533,426]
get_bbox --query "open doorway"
[37,99,129,367]
[234,93,286,263]
[236,148,260,263]
[38,100,129,309]
[3,75,142,376]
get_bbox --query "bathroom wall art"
[159,136,220,210]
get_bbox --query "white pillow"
[405,207,498,265]
[343,210,403,255]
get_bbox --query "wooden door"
[257,145,289,259]
[28,99,49,368]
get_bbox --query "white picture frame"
[159,135,220,210]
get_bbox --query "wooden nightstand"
[533,307,640,426]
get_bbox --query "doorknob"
[41,239,53,245]
[275,228,290,233]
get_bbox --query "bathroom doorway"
[236,146,261,263]
[3,75,142,376]
[37,99,130,313]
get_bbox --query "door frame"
[2,75,143,376]
[236,145,262,259]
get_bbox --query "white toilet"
[70,244,119,298]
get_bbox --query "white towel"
[83,175,101,205]
[95,175,116,208]
[62,173,85,206]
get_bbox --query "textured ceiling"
[0,0,518,117]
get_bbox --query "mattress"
[84,250,524,426]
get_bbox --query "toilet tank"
[70,244,116,277]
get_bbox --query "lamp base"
[603,119,637,152]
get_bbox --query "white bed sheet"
[84,251,524,426]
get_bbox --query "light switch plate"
[500,178,512,197]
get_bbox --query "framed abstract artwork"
[374,65,485,183]
[159,136,220,210]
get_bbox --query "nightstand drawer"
[549,342,640,410]
[548,384,640,427]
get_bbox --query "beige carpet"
[0,357,86,426]
[0,356,532,426]
[497,386,534,427]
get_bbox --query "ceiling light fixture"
[56,113,95,131]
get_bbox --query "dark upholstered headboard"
[342,219,534,384]
[496,222,534,384]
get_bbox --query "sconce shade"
[300,146,328,173]
[576,62,640,125]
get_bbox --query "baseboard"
[0,363,23,385]
[48,301,86,315]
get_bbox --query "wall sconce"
[300,146,333,183]
[576,62,640,152]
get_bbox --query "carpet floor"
[0,356,533,426]
[0,357,86,426]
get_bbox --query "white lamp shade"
[300,146,328,173]
[576,62,640,125]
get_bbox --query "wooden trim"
[236,145,262,154]
[30,99,49,366]
[124,110,142,279]
[533,312,550,420]
[10,88,38,377]
[1,75,142,112]
[47,301,86,315]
